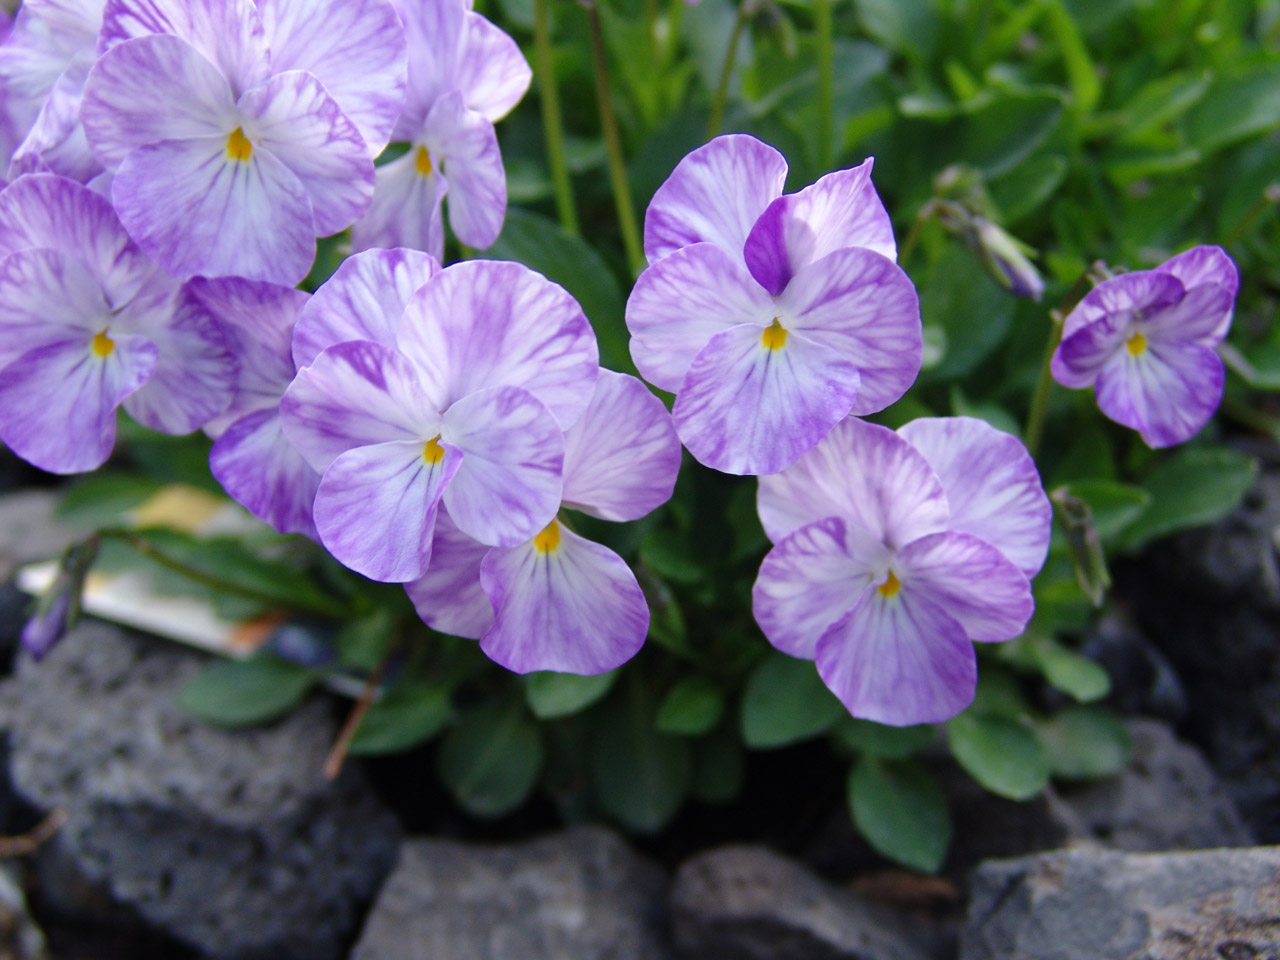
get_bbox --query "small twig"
[323,652,393,780]
[0,809,67,858]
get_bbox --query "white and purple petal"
[1094,338,1224,448]
[0,248,110,368]
[455,10,530,122]
[1156,245,1238,345]
[404,508,493,639]
[425,91,505,249]
[349,146,447,261]
[210,407,320,538]
[1062,270,1184,339]
[8,58,99,182]
[394,0,466,135]
[1141,282,1235,346]
[1052,310,1129,389]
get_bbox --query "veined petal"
[777,246,922,416]
[210,407,320,538]
[896,531,1033,642]
[1051,313,1128,389]
[756,417,949,547]
[0,0,101,106]
[239,69,374,236]
[349,147,447,261]
[399,260,598,429]
[396,0,466,134]
[743,158,896,296]
[753,516,886,660]
[1141,282,1235,346]
[898,417,1051,578]
[0,332,157,474]
[99,0,270,95]
[0,248,111,369]
[643,134,787,265]
[111,134,315,284]
[625,241,777,392]
[425,92,504,249]
[81,34,236,169]
[404,508,493,639]
[1062,270,1184,339]
[1094,338,1224,449]
[1157,244,1239,298]
[9,57,99,182]
[673,323,861,476]
[314,437,461,582]
[456,10,530,122]
[816,587,977,726]
[440,385,564,547]
[292,246,439,368]
[280,339,444,471]
[562,369,681,521]
[255,0,407,155]
[479,523,648,675]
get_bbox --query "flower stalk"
[535,0,580,234]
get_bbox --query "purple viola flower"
[78,0,408,284]
[185,276,321,538]
[351,0,531,260]
[280,255,598,583]
[1051,246,1238,448]
[752,416,1051,725]
[0,174,235,473]
[406,369,682,674]
[626,134,923,476]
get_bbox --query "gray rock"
[670,846,940,960]
[0,490,79,582]
[0,865,48,960]
[350,826,672,960]
[1058,718,1253,852]
[0,621,400,960]
[961,845,1280,960]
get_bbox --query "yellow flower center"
[1126,332,1147,356]
[415,145,433,176]
[761,318,788,351]
[877,570,901,597]
[226,127,253,162]
[533,519,561,553]
[91,329,115,358]
[422,436,445,463]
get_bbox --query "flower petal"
[425,91,505,249]
[111,134,316,284]
[210,407,320,538]
[1157,244,1239,299]
[292,246,440,368]
[395,0,466,134]
[0,248,110,369]
[626,241,777,393]
[440,385,564,547]
[1094,337,1224,448]
[896,531,1033,642]
[1061,269,1184,339]
[1141,281,1235,346]
[672,323,861,475]
[404,508,493,639]
[349,147,447,261]
[756,417,949,547]
[642,133,787,265]
[9,58,99,182]
[816,587,976,726]
[479,523,648,674]
[562,369,681,521]
[81,34,236,169]
[743,158,896,296]
[399,259,598,429]
[777,245,922,415]
[897,417,1051,578]
[280,339,444,471]
[238,69,374,236]
[0,332,157,474]
[1051,312,1129,389]
[313,437,461,582]
[255,0,407,154]
[753,516,886,660]
[456,10,530,122]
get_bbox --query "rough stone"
[0,621,401,960]
[350,826,672,960]
[0,491,79,583]
[961,845,1280,960]
[0,865,48,960]
[670,845,941,960]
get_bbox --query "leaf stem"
[535,0,579,234]
[814,0,834,168]
[708,3,749,139]
[324,643,395,780]
[1024,273,1090,457]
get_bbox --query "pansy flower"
[79,0,408,284]
[1051,245,1238,448]
[351,0,531,260]
[406,369,681,674]
[753,416,1051,725]
[0,174,235,473]
[280,255,598,583]
[626,134,922,475]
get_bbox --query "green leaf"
[1036,706,1130,779]
[656,677,724,736]
[1042,0,1100,115]
[690,727,745,804]
[961,92,1066,176]
[833,718,935,759]
[848,758,951,873]
[55,472,163,528]
[969,666,1030,719]
[489,209,633,374]
[1186,65,1280,153]
[639,527,706,584]
[525,670,618,720]
[947,713,1049,800]
[918,248,1015,380]
[852,0,938,62]
[740,651,845,748]
[1059,480,1150,540]
[1117,447,1258,551]
[438,701,543,818]
[1118,70,1212,143]
[178,654,316,728]
[1033,637,1111,703]
[989,154,1069,223]
[348,680,452,755]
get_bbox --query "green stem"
[896,200,936,265]
[708,3,749,139]
[588,4,646,276]
[535,0,579,234]
[1024,273,1090,457]
[814,0,834,168]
